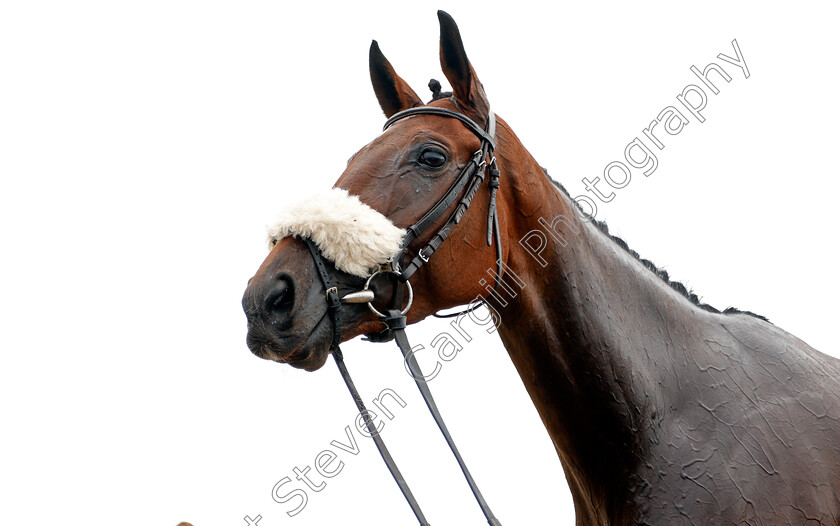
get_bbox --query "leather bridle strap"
[304,239,342,351]
[303,239,430,526]
[382,309,502,526]
[384,106,496,149]
[378,106,504,526]
[383,107,500,284]
[332,349,430,526]
[384,106,504,320]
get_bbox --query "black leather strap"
[332,348,430,526]
[384,310,502,526]
[378,106,506,523]
[384,106,496,149]
[385,107,506,322]
[304,238,342,351]
[486,160,500,246]
[303,238,430,525]
[388,109,497,284]
[400,149,484,253]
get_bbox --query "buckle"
[418,248,430,263]
[325,286,338,298]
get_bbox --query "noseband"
[304,105,503,526]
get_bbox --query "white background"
[2,2,838,525]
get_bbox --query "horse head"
[242,12,514,371]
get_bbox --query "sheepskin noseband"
[266,188,405,278]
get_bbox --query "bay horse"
[243,11,840,525]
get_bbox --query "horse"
[242,11,840,525]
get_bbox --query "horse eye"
[418,149,447,168]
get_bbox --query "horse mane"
[415,80,766,322]
[542,168,769,322]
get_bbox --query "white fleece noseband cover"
[266,188,405,277]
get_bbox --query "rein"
[305,106,503,526]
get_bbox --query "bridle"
[304,104,504,526]
[386,106,503,288]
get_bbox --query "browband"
[384,106,497,150]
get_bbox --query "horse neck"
[491,119,706,513]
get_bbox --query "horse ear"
[369,40,423,118]
[437,10,490,125]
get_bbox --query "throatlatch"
[303,104,504,526]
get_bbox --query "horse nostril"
[266,274,295,315]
